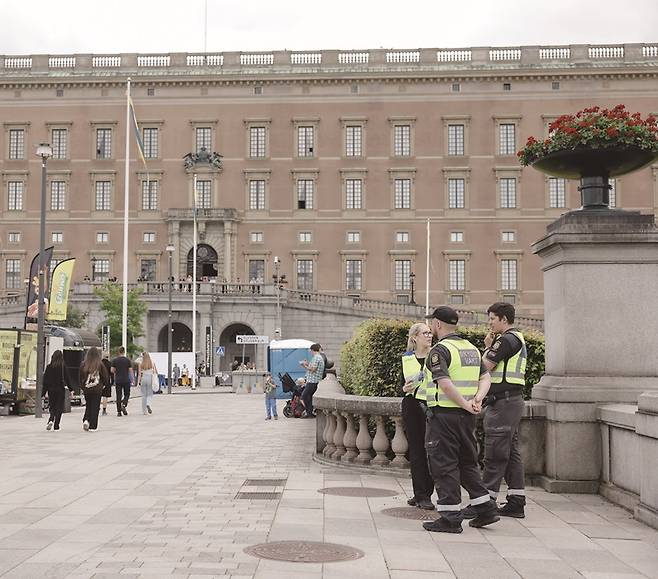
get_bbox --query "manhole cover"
[235,491,282,500]
[245,540,364,563]
[318,486,399,497]
[244,478,287,486]
[381,506,437,521]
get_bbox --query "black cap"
[425,306,459,325]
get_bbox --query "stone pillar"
[532,210,658,492]
[223,220,232,281]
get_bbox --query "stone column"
[223,220,232,281]
[532,210,658,492]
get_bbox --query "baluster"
[372,415,390,466]
[341,412,358,463]
[323,411,336,457]
[331,411,346,460]
[354,414,373,465]
[320,409,331,454]
[390,416,410,468]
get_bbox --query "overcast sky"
[1,0,657,55]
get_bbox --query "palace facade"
[2,44,658,315]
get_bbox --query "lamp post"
[272,256,286,339]
[91,256,97,282]
[35,143,52,419]
[409,271,416,305]
[166,244,175,394]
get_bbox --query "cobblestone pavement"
[1,391,658,578]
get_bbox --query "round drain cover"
[318,486,399,497]
[381,506,437,520]
[245,540,364,563]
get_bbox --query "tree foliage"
[93,283,147,358]
[61,304,87,328]
[340,318,544,399]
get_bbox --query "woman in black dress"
[43,350,66,431]
[80,347,110,432]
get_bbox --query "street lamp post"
[409,271,416,305]
[166,244,175,394]
[35,143,52,419]
[91,256,97,282]
[272,257,287,339]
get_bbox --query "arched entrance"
[187,243,219,279]
[219,323,256,371]
[158,322,192,352]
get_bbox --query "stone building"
[0,44,657,362]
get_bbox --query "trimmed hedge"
[339,318,544,400]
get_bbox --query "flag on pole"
[128,95,147,170]
[25,246,54,328]
[47,258,76,321]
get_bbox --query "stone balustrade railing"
[2,44,657,79]
[313,376,547,478]
[0,292,23,307]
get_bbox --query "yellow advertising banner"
[47,258,75,321]
[0,330,18,384]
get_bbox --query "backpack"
[83,371,100,389]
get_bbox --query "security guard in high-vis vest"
[421,306,500,534]
[399,323,435,510]
[477,302,528,518]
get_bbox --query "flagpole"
[122,78,131,351]
[192,173,198,390]
[425,218,430,315]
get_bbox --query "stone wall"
[598,392,658,530]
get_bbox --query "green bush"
[339,318,544,400]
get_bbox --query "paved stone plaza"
[1,392,658,579]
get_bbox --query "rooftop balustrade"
[1,43,656,79]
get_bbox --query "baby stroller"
[280,372,305,418]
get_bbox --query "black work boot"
[469,499,500,528]
[417,498,435,510]
[423,517,463,534]
[498,495,526,518]
[461,505,477,519]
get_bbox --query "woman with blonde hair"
[137,352,158,415]
[400,322,436,510]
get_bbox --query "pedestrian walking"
[137,351,158,415]
[400,322,436,510]
[468,302,528,518]
[111,347,134,416]
[299,343,324,418]
[173,363,181,386]
[100,355,113,416]
[80,347,110,432]
[422,306,499,533]
[264,373,278,420]
[43,350,66,431]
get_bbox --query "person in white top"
[137,351,158,415]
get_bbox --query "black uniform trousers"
[482,393,526,503]
[426,408,493,525]
[401,396,435,501]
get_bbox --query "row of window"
[5,176,617,212]
[3,256,521,296]
[3,120,527,161]
[6,227,518,249]
[6,230,158,245]
[248,229,518,245]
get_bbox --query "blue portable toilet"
[268,339,313,399]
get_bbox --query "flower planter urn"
[532,147,658,210]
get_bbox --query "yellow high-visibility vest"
[490,331,527,386]
[426,338,480,408]
[401,352,431,401]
